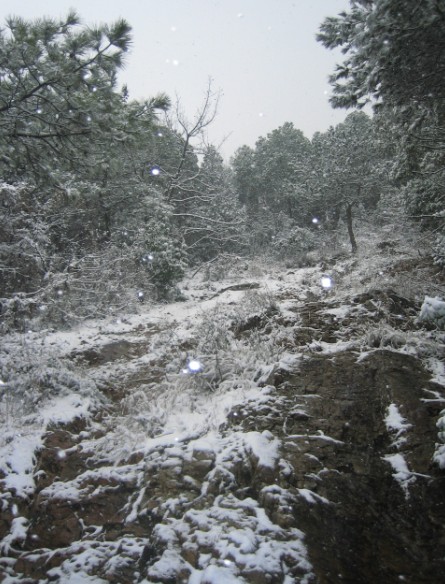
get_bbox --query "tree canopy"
[317,0,445,114]
[1,8,444,331]
[317,0,445,259]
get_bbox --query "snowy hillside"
[1,222,445,583]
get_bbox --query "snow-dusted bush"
[199,254,251,282]
[1,230,186,332]
[418,296,445,330]
[272,226,318,263]
[1,173,187,330]
[0,294,41,334]
[116,188,187,299]
[0,336,99,425]
[105,289,284,455]
[189,289,280,388]
[434,409,445,469]
[363,325,408,349]
[0,182,51,297]
[433,234,445,269]
[137,242,186,300]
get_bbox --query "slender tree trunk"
[346,202,358,253]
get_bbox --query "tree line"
[1,2,443,331]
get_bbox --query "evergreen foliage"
[317,0,445,257]
[1,6,443,332]
[231,112,390,255]
[0,13,181,328]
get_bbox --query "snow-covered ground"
[1,221,445,582]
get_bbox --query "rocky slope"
[1,223,445,583]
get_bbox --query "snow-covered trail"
[1,262,321,581]
[39,265,317,358]
[2,226,445,583]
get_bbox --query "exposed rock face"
[1,271,445,582]
[260,349,445,583]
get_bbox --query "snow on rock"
[384,403,412,448]
[39,464,142,502]
[40,394,94,425]
[433,410,445,468]
[424,357,445,387]
[0,516,28,554]
[297,488,332,505]
[242,430,280,469]
[0,431,42,500]
[1,234,445,583]
[192,564,249,584]
[382,453,416,498]
[305,339,356,355]
[148,494,313,582]
[44,538,149,584]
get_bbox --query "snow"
[39,464,141,502]
[286,431,344,446]
[424,357,445,387]
[0,431,42,499]
[0,516,28,554]
[418,296,445,329]
[195,564,247,583]
[383,453,416,498]
[242,430,280,468]
[150,494,313,582]
[228,528,257,553]
[383,453,430,498]
[0,352,100,510]
[1,231,444,581]
[298,489,331,505]
[305,339,356,355]
[433,409,445,468]
[384,403,411,448]
[40,394,94,425]
[433,442,445,469]
[322,305,351,319]
[277,352,302,372]
[44,538,148,584]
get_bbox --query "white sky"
[1,0,351,158]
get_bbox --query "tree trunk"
[346,202,358,253]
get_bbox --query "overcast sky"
[1,0,351,158]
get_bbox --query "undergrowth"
[0,334,99,427]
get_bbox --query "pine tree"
[317,0,445,257]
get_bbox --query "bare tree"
[163,79,220,203]
[160,81,247,261]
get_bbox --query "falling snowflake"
[321,275,333,289]
[187,359,203,373]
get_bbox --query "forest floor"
[1,219,445,583]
